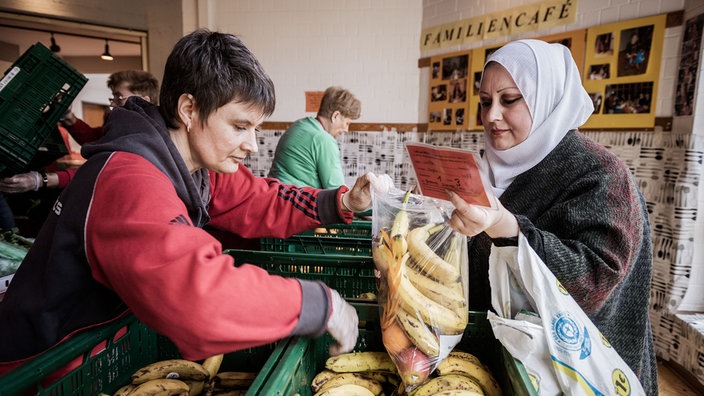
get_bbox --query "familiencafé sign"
[421,0,577,50]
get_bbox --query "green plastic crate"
[0,313,289,396]
[227,249,376,299]
[257,302,537,395]
[0,42,87,176]
[260,221,372,256]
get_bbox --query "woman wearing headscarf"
[447,39,656,394]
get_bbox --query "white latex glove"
[447,190,519,239]
[0,171,40,193]
[326,289,359,355]
[368,173,394,196]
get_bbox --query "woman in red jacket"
[0,29,375,374]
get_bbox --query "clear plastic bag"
[371,186,469,393]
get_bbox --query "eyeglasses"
[109,95,126,104]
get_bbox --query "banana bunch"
[405,351,501,396]
[311,351,402,395]
[106,354,258,396]
[372,198,469,390]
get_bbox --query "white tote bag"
[487,232,646,396]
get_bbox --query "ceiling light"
[101,39,113,61]
[50,33,61,53]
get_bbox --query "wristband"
[33,171,41,191]
[38,170,48,189]
[341,192,353,213]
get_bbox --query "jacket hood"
[81,97,210,227]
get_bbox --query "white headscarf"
[481,39,594,196]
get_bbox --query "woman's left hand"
[447,190,519,238]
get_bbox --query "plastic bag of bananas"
[370,184,470,394]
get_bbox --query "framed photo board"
[582,14,666,128]
[428,50,471,131]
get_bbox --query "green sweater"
[470,130,657,394]
[268,117,345,189]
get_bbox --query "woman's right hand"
[0,172,39,193]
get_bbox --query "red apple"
[395,346,432,387]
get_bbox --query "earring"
[186,122,191,133]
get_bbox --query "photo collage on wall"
[428,50,470,131]
[427,13,668,131]
[582,14,666,128]
[675,13,704,116]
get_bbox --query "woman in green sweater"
[448,39,657,394]
[269,86,361,188]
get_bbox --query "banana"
[362,371,393,386]
[396,257,466,334]
[391,205,410,237]
[406,261,466,311]
[445,351,488,368]
[314,383,376,396]
[211,372,257,389]
[436,353,502,396]
[112,383,136,396]
[128,378,190,396]
[410,374,485,396]
[431,391,484,396]
[395,308,440,358]
[391,234,409,259]
[356,292,377,300]
[311,369,338,393]
[131,359,210,385]
[372,241,394,276]
[325,351,397,374]
[314,372,384,396]
[443,234,463,272]
[201,354,224,379]
[183,380,204,396]
[407,224,461,284]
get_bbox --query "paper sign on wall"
[305,91,324,113]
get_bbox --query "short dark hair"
[159,29,276,129]
[107,70,160,104]
[317,86,361,119]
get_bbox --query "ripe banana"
[443,234,462,272]
[325,351,397,374]
[183,380,204,396]
[356,292,377,300]
[211,371,257,389]
[431,390,484,396]
[112,383,136,396]
[391,234,409,259]
[407,224,461,284]
[406,261,466,311]
[314,383,376,396]
[314,372,384,396]
[395,308,440,358]
[390,202,410,238]
[201,354,224,379]
[395,257,466,334]
[311,369,338,393]
[436,352,502,396]
[131,359,210,385]
[128,378,190,396]
[410,374,484,396]
[372,241,394,276]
